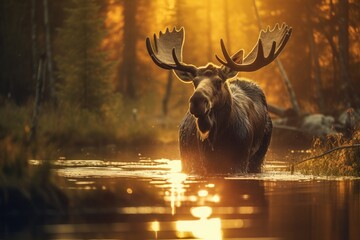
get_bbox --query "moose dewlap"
[146,24,292,174]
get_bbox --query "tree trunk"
[43,0,55,100]
[308,26,325,112]
[0,1,7,97]
[30,54,46,141]
[31,0,38,87]
[305,2,324,112]
[0,1,28,101]
[338,0,359,108]
[275,59,301,115]
[328,0,340,93]
[252,0,301,116]
[310,31,324,112]
[119,0,137,98]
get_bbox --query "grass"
[296,130,360,176]
[0,136,68,214]
[0,94,174,215]
[0,94,178,159]
[0,101,30,141]
[55,93,180,147]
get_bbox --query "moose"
[146,24,292,174]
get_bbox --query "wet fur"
[179,79,272,174]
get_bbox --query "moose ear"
[173,70,195,82]
[219,66,238,80]
[218,49,243,81]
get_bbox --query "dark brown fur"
[178,64,272,174]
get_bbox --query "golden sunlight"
[168,160,182,172]
[150,220,160,232]
[150,220,160,239]
[102,0,123,59]
[190,206,212,219]
[165,164,187,215]
[176,206,222,239]
[198,189,209,197]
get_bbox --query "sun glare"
[176,206,222,239]
[168,160,182,173]
[191,206,212,219]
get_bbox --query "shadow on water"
[2,145,360,240]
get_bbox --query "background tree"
[253,0,301,116]
[56,0,113,110]
[0,0,32,104]
[259,0,359,113]
[161,1,178,116]
[118,0,137,98]
[337,0,359,108]
[1,0,359,117]
[31,0,38,88]
[43,0,55,100]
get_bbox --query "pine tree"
[56,0,112,110]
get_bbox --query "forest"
[0,0,360,169]
[1,1,360,237]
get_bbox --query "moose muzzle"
[189,91,210,118]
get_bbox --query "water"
[3,148,360,240]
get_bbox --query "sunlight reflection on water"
[41,158,260,238]
[27,158,360,239]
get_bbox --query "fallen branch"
[296,144,360,165]
[290,144,360,174]
[273,124,303,132]
[268,104,287,117]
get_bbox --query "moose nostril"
[189,92,209,117]
[190,91,206,103]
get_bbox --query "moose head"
[146,24,292,172]
[146,24,292,140]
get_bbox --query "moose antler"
[146,27,197,75]
[216,23,292,72]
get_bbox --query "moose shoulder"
[146,24,292,174]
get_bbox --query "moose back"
[146,24,292,174]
